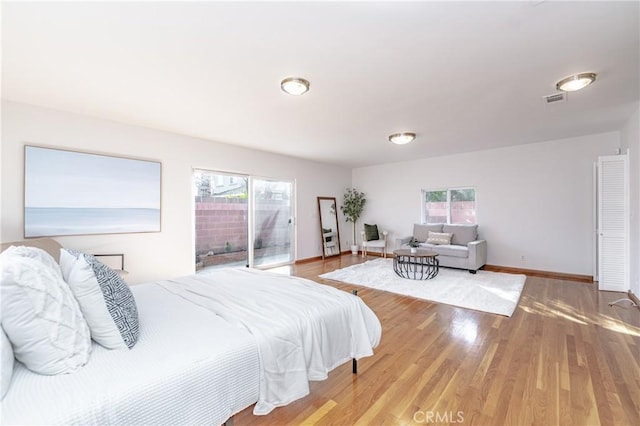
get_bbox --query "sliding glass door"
[252,178,295,267]
[194,170,249,270]
[194,169,295,272]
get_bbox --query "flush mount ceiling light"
[280,77,310,96]
[388,132,416,145]
[555,72,597,92]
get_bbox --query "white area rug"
[319,259,526,317]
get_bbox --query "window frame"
[421,187,476,224]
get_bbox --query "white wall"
[621,104,640,296]
[1,101,352,283]
[2,100,631,282]
[353,132,620,276]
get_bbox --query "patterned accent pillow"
[0,247,91,374]
[426,231,453,245]
[364,224,379,241]
[60,249,139,350]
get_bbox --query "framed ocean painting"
[24,145,161,238]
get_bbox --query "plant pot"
[410,247,417,254]
[351,244,359,255]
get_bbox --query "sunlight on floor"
[520,297,640,337]
[602,320,640,337]
[451,319,478,345]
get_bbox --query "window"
[423,188,476,224]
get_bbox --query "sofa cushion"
[426,231,452,245]
[414,242,437,251]
[430,244,469,259]
[413,223,444,242]
[443,224,478,246]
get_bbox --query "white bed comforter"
[158,267,382,415]
[2,283,260,425]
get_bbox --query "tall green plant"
[340,188,366,244]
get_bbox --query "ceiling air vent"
[543,92,567,104]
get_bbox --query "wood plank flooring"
[233,255,640,425]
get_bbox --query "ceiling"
[2,1,639,168]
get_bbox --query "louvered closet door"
[597,155,629,292]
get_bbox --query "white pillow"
[1,327,14,399]
[60,249,139,350]
[0,247,91,375]
[426,231,453,245]
[6,245,62,275]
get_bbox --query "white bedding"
[2,268,382,424]
[1,283,260,425]
[158,267,382,415]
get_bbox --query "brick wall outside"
[424,201,476,224]
[195,196,292,256]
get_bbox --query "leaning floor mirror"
[317,197,341,258]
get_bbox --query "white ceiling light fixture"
[555,72,597,92]
[281,77,310,96]
[388,132,416,145]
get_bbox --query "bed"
[0,239,382,425]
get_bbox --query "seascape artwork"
[24,146,161,237]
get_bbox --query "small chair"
[361,224,388,258]
[323,230,338,257]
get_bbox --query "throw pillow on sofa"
[0,246,91,375]
[60,249,139,350]
[426,231,453,245]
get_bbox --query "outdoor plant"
[254,237,263,250]
[340,188,366,245]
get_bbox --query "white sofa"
[396,223,487,273]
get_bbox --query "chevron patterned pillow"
[61,249,139,350]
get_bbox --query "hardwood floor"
[234,255,640,425]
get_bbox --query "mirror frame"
[317,196,341,259]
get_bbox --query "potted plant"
[408,237,420,254]
[340,188,366,255]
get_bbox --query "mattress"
[1,283,260,425]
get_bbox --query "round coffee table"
[393,249,439,280]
